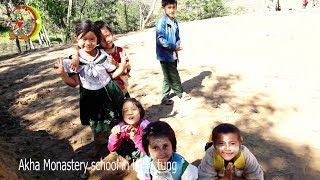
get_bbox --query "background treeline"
[0,0,230,44]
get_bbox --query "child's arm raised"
[110,51,128,79]
[68,45,79,72]
[54,58,79,87]
[107,55,117,66]
[108,125,123,152]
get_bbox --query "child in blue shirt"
[156,0,191,105]
[134,121,198,179]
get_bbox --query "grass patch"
[0,30,10,43]
[232,6,247,15]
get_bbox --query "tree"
[176,0,230,22]
[139,0,158,30]
[66,0,72,43]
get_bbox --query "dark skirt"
[79,80,124,127]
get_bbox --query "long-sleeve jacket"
[198,145,264,179]
[107,119,150,154]
[156,14,181,62]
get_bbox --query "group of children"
[54,0,264,179]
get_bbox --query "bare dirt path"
[1,8,320,179]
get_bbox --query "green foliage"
[176,0,230,22]
[116,1,139,33]
[75,0,119,33]
[1,0,230,45]
[0,30,10,43]
[232,6,247,15]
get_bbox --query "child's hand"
[69,55,79,72]
[119,50,129,65]
[175,46,183,51]
[126,62,131,70]
[111,125,121,136]
[53,58,65,75]
[224,162,235,180]
[123,125,137,138]
[107,56,117,65]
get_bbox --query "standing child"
[198,123,264,179]
[54,19,126,157]
[108,98,150,162]
[95,20,131,98]
[156,0,190,105]
[134,121,198,180]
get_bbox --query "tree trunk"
[141,0,158,30]
[38,32,43,46]
[80,0,87,19]
[139,4,143,30]
[65,0,73,43]
[15,38,22,53]
[29,39,35,49]
[42,25,51,47]
[124,0,129,32]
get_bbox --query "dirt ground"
[1,8,320,180]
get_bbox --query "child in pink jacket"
[108,98,150,162]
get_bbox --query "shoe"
[302,3,308,9]
[180,92,191,101]
[161,96,174,105]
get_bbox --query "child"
[54,19,126,157]
[70,20,131,98]
[134,121,198,180]
[198,123,264,179]
[108,98,150,162]
[95,20,131,98]
[156,0,190,105]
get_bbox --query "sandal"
[161,97,174,105]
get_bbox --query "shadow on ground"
[0,48,94,179]
[0,47,319,179]
[129,66,320,179]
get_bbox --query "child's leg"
[166,61,183,98]
[89,121,111,157]
[105,80,125,115]
[160,61,172,97]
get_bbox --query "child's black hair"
[94,20,114,34]
[122,98,145,119]
[142,121,177,155]
[162,0,177,7]
[75,19,102,45]
[211,123,242,145]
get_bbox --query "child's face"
[77,31,97,53]
[100,26,113,49]
[122,101,141,126]
[215,133,241,161]
[163,3,177,19]
[148,136,173,164]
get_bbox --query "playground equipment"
[8,5,50,52]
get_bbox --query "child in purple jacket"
[108,98,150,162]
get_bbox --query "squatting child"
[198,123,264,179]
[108,98,150,162]
[134,121,198,180]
